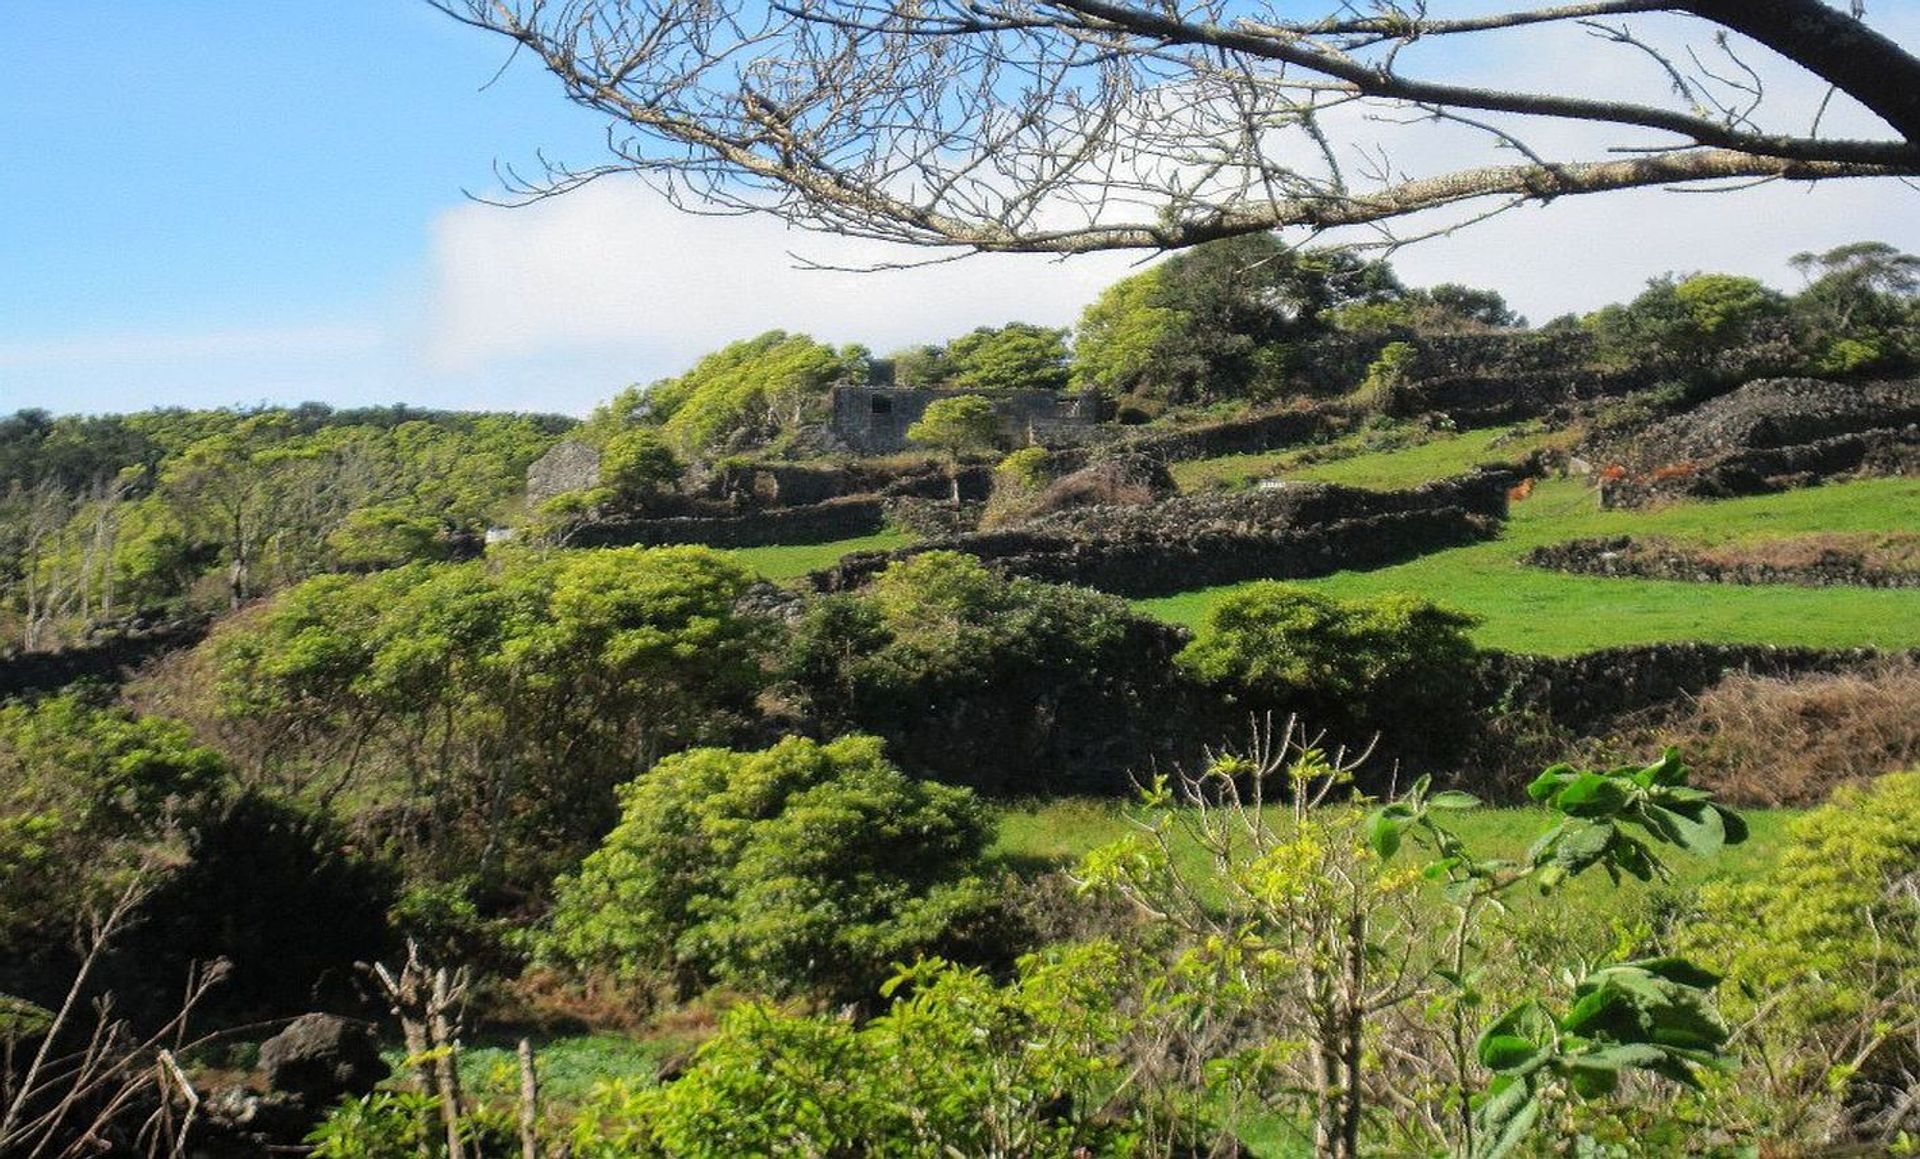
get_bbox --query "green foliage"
[1072,236,1401,406]
[1789,241,1919,376]
[204,545,768,885]
[1176,582,1478,737]
[0,695,229,944]
[785,552,1166,794]
[995,446,1053,491]
[326,504,453,570]
[1326,283,1523,335]
[1691,771,1919,1025]
[539,734,998,1000]
[883,343,952,388]
[1584,273,1789,372]
[1071,269,1183,395]
[0,993,54,1043]
[1520,751,1749,888]
[577,944,1153,1158]
[1354,339,1418,410]
[905,394,1003,458]
[0,403,561,642]
[943,323,1072,393]
[308,1090,515,1159]
[1471,959,1734,1159]
[599,427,681,501]
[641,331,851,456]
[1370,752,1745,1157]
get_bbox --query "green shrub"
[599,427,681,501]
[1354,339,1418,410]
[785,552,1179,794]
[0,695,229,946]
[584,944,1155,1158]
[539,734,1000,1001]
[1692,771,1919,1025]
[1176,582,1478,742]
[1685,771,1920,1145]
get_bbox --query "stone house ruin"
[830,385,1106,454]
[525,440,602,506]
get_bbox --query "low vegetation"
[1142,477,1920,654]
[2,239,1914,1156]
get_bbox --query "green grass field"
[1169,422,1574,493]
[726,527,914,581]
[993,797,1791,894]
[1138,475,1920,654]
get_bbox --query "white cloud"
[420,181,1144,378]
[416,3,1920,389]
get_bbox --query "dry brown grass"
[1661,657,1920,806]
[1691,531,1918,574]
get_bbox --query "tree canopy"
[438,0,1920,253]
[1073,235,1401,404]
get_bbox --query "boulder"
[258,1013,388,1106]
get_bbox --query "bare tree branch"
[432,0,1920,253]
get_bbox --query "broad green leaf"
[1367,811,1403,860]
[1553,773,1630,818]
[1479,1035,1546,1071]
[1526,765,1574,801]
[1566,1062,1621,1099]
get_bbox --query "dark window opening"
[870,397,893,415]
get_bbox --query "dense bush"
[0,694,228,948]
[549,943,1161,1158]
[1687,771,1920,1145]
[1176,581,1478,753]
[785,552,1187,794]
[539,734,1002,1001]
[632,330,858,456]
[201,545,771,886]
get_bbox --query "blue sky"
[2,4,1916,418]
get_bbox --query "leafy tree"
[641,330,852,456]
[597,427,681,502]
[203,545,770,885]
[943,323,1072,393]
[0,695,228,947]
[539,734,999,1001]
[1074,236,1401,405]
[906,394,1003,503]
[1584,272,1790,374]
[882,343,951,388]
[1326,283,1524,335]
[1788,241,1919,376]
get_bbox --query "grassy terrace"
[721,425,1918,655]
[727,527,914,581]
[1168,421,1576,493]
[1145,428,1920,654]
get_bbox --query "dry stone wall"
[1472,642,1908,737]
[812,469,1516,598]
[1527,536,1919,589]
[568,496,890,549]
